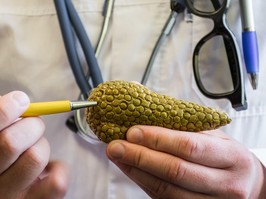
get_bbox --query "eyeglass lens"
[197,35,234,94]
[191,0,234,95]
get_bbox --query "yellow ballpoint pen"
[21,100,97,117]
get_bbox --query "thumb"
[0,91,30,130]
[26,161,69,199]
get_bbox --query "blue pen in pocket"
[240,0,259,90]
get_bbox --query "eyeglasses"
[185,0,247,111]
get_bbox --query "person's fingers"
[126,126,237,168]
[0,117,45,174]
[0,91,30,130]
[26,161,69,199]
[114,161,213,199]
[106,141,223,193]
[0,137,50,197]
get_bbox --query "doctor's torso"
[0,0,266,198]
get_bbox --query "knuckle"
[225,180,250,199]
[0,131,21,158]
[153,133,160,149]
[0,106,11,125]
[24,139,50,169]
[231,146,254,170]
[165,158,186,183]
[0,118,45,159]
[132,148,152,168]
[120,163,133,175]
[133,149,144,167]
[27,117,46,134]
[26,150,48,170]
[152,179,170,197]
[239,151,253,167]
[178,137,199,159]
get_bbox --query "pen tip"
[250,73,258,90]
[70,101,97,110]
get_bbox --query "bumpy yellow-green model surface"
[86,80,231,143]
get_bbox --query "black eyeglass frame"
[185,0,247,111]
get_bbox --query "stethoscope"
[54,0,186,137]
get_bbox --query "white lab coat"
[0,0,265,198]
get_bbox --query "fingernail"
[12,92,30,107]
[127,127,143,143]
[108,142,125,159]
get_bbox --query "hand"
[106,125,266,199]
[0,91,68,199]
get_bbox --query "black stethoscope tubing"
[142,0,186,85]
[54,0,103,99]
